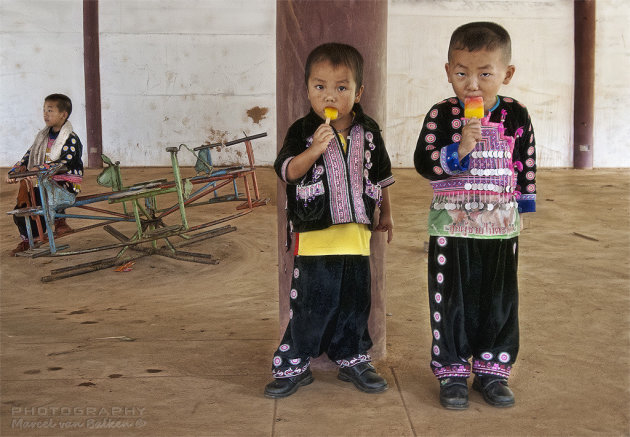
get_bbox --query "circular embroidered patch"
[433,166,443,175]
[526,171,535,180]
[433,329,440,340]
[273,356,282,367]
[452,133,461,142]
[427,122,437,130]
[290,289,298,299]
[498,352,511,363]
[481,352,493,361]
[432,360,442,367]
[437,254,447,265]
[365,131,374,142]
[431,151,439,161]
[433,311,441,322]
[526,158,535,168]
[434,293,442,304]
[451,106,461,115]
[293,268,299,278]
[527,146,535,156]
[436,273,444,284]
[437,237,447,247]
[426,144,436,150]
[430,109,438,118]
[451,119,462,129]
[71,138,77,144]
[527,184,536,193]
[425,133,436,144]
[448,98,458,104]
[433,345,440,356]
[279,344,290,352]
[290,358,301,365]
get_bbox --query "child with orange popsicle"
[413,22,537,410]
[266,42,394,399]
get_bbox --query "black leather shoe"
[472,376,515,407]
[337,362,388,393]
[439,377,469,410]
[264,369,314,398]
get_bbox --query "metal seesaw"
[6,132,269,281]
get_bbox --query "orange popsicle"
[464,96,484,119]
[324,107,338,124]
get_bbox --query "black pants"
[427,236,519,380]
[271,255,373,378]
[13,187,47,239]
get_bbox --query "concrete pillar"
[83,0,103,169]
[276,0,389,367]
[573,0,595,169]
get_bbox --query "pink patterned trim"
[433,363,471,379]
[336,353,371,368]
[322,136,352,224]
[272,361,310,379]
[349,126,370,224]
[473,359,511,378]
[281,156,294,183]
[379,175,395,188]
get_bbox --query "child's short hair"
[448,22,512,64]
[304,42,364,89]
[45,93,72,117]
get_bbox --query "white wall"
[1,0,628,168]
[387,0,575,168]
[98,0,276,166]
[594,0,630,167]
[0,0,86,167]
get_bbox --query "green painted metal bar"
[167,147,189,230]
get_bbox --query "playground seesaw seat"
[6,132,269,281]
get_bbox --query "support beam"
[276,0,389,366]
[573,0,596,169]
[83,0,103,168]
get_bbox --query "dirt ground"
[0,165,628,436]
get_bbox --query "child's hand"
[459,118,482,160]
[310,124,335,156]
[375,212,394,243]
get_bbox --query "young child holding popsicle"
[413,22,536,409]
[265,42,394,398]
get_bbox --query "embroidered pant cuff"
[433,363,471,379]
[472,359,512,379]
[336,353,371,368]
[272,359,311,379]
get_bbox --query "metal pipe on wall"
[573,0,596,169]
[83,0,103,169]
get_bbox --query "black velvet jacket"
[274,103,394,233]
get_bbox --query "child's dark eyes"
[338,86,347,92]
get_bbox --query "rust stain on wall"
[204,128,229,146]
[246,106,269,125]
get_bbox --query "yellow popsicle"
[464,96,484,119]
[324,107,338,124]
